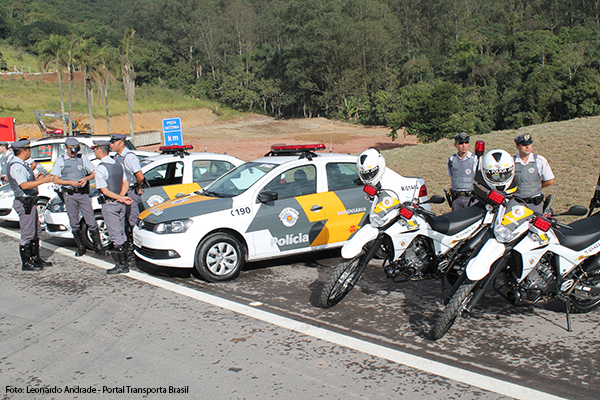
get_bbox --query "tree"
[37,35,69,133]
[97,46,119,134]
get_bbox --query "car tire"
[82,212,111,250]
[195,233,245,282]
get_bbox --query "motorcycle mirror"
[425,194,446,204]
[557,205,588,216]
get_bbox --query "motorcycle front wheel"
[429,281,476,340]
[318,251,368,308]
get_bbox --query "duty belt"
[63,186,89,195]
[520,194,544,206]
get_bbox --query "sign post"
[162,118,183,146]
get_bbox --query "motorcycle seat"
[557,213,600,252]
[425,203,487,236]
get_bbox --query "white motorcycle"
[430,197,596,339]
[317,183,506,308]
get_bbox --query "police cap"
[454,132,470,143]
[11,139,31,149]
[65,138,80,147]
[110,134,127,142]
[92,140,111,149]
[514,133,533,146]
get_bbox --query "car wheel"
[82,213,111,250]
[195,233,245,282]
[36,198,48,231]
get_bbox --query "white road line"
[0,227,565,400]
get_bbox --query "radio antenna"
[329,121,333,153]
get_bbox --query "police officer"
[51,138,105,257]
[447,132,478,210]
[6,139,54,271]
[513,133,555,214]
[92,140,133,274]
[1,141,14,184]
[110,134,144,260]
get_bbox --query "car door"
[249,164,329,257]
[319,161,369,243]
[139,160,184,209]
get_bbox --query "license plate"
[133,232,143,248]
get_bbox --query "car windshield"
[200,162,277,197]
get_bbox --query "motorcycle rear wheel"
[429,281,476,340]
[318,251,368,308]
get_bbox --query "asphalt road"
[1,222,598,399]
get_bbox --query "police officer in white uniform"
[51,138,105,257]
[92,140,133,274]
[513,133,555,214]
[7,139,54,270]
[110,134,144,260]
[447,132,478,210]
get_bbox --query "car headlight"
[0,188,15,199]
[154,219,193,234]
[47,197,67,213]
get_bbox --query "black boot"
[20,242,42,271]
[72,229,87,257]
[30,238,52,267]
[107,245,129,275]
[125,229,136,263]
[90,227,107,256]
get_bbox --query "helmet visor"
[484,167,512,184]
[359,166,379,182]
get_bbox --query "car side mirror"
[257,190,278,203]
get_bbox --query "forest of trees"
[1,0,600,141]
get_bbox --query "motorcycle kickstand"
[564,299,573,333]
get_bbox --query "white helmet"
[357,148,386,185]
[481,149,515,191]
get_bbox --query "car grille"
[137,220,157,232]
[46,223,68,232]
[134,245,179,259]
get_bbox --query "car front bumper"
[44,210,74,238]
[132,226,196,268]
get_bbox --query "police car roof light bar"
[159,144,193,152]
[270,143,326,152]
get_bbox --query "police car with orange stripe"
[133,144,429,282]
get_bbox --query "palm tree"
[78,40,101,134]
[66,35,84,135]
[120,29,136,138]
[37,35,69,133]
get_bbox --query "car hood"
[138,194,233,223]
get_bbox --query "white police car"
[44,145,244,249]
[133,144,429,282]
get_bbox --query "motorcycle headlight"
[494,223,520,243]
[154,219,193,234]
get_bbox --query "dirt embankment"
[17,109,417,160]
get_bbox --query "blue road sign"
[162,118,183,146]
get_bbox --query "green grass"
[1,45,41,73]
[383,117,600,218]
